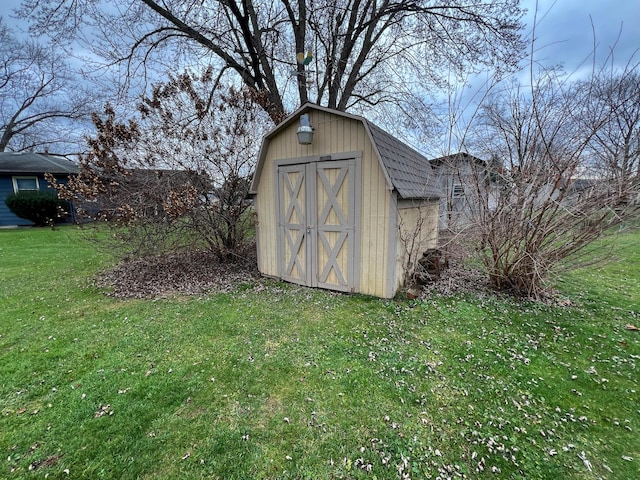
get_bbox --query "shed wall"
[254,110,395,297]
[395,200,440,292]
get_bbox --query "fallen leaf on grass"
[578,451,592,472]
[29,454,64,470]
[625,324,639,331]
[94,404,114,418]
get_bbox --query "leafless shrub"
[466,67,639,298]
[52,69,269,259]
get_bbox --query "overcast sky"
[2,0,637,72]
[521,0,639,73]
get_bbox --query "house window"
[450,184,466,213]
[452,184,465,199]
[12,176,40,193]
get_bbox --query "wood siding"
[395,200,440,293]
[254,110,394,297]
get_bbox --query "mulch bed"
[96,245,260,299]
[95,244,541,303]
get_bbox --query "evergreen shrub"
[5,190,70,226]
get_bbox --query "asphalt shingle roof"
[0,152,78,174]
[366,122,441,200]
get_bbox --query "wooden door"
[277,159,357,292]
[277,163,310,286]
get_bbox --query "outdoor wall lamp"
[296,114,314,145]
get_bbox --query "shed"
[250,103,442,298]
[0,151,78,227]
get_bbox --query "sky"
[1,0,638,73]
[1,0,638,155]
[520,0,639,74]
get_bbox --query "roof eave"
[361,120,397,193]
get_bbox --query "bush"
[5,190,70,226]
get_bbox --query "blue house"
[0,152,78,227]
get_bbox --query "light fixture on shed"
[296,114,314,145]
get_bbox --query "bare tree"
[580,68,640,187]
[17,1,525,122]
[54,69,269,258]
[0,19,93,153]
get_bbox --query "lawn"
[0,226,638,479]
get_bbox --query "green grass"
[1,226,638,479]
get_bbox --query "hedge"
[5,190,71,226]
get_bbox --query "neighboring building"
[563,177,597,206]
[430,152,493,233]
[0,151,78,227]
[88,168,213,220]
[250,103,442,299]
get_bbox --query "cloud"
[523,0,640,71]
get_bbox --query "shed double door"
[277,159,358,292]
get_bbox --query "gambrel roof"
[365,121,441,199]
[0,152,78,174]
[250,103,441,200]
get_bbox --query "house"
[249,103,442,298]
[564,177,597,205]
[430,152,495,233]
[86,168,213,221]
[0,151,78,227]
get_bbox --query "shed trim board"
[386,191,399,298]
[275,152,361,293]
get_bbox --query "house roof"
[250,103,441,200]
[568,178,597,192]
[429,152,485,167]
[99,168,212,191]
[0,151,78,174]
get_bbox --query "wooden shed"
[249,103,442,298]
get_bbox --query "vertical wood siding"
[254,110,395,297]
[395,200,440,292]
